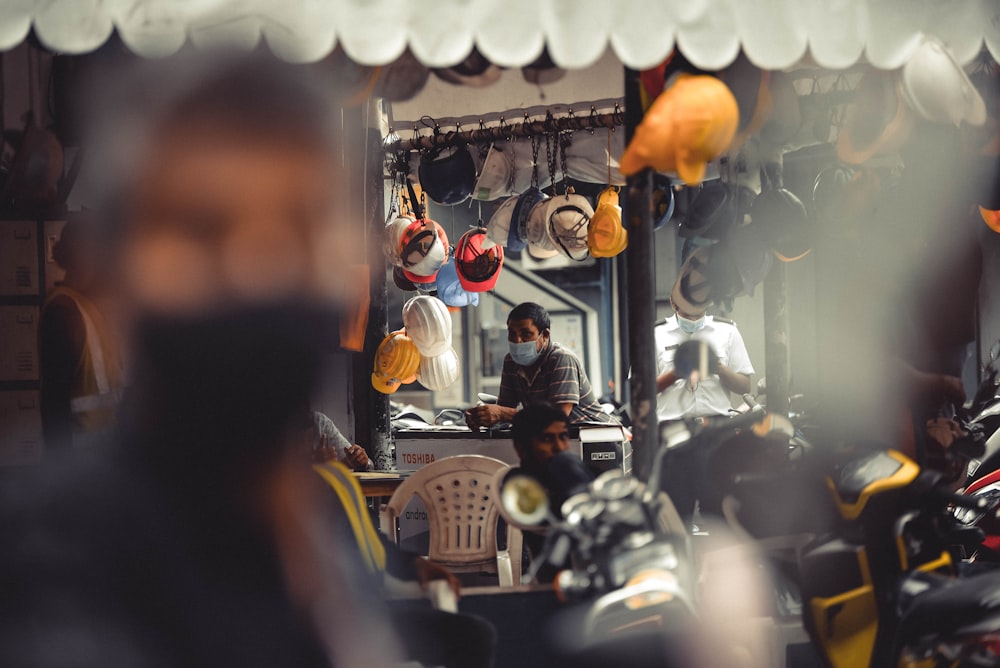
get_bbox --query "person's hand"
[343,444,369,471]
[465,404,509,431]
[413,557,461,599]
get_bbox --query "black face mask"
[125,302,336,469]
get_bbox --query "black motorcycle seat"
[899,569,1000,640]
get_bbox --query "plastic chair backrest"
[384,455,522,584]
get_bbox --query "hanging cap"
[473,145,515,201]
[620,73,740,185]
[455,227,504,292]
[680,180,736,240]
[435,260,480,307]
[652,173,676,231]
[901,35,986,127]
[416,347,461,391]
[510,187,547,253]
[402,295,453,356]
[400,219,449,282]
[483,195,519,250]
[750,188,812,262]
[525,197,559,259]
[371,331,420,394]
[588,187,628,258]
[418,144,476,205]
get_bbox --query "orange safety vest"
[42,286,125,444]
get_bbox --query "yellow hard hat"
[371,330,420,394]
[620,74,739,186]
[588,187,628,258]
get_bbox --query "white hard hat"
[545,190,593,261]
[402,295,453,356]
[525,198,558,259]
[383,215,414,266]
[417,347,461,391]
[482,195,519,250]
[901,35,986,127]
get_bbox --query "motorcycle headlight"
[624,569,679,610]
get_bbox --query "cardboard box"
[0,391,43,466]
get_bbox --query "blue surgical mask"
[509,340,542,366]
[677,314,706,334]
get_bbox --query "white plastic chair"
[382,455,522,587]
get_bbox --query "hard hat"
[837,71,914,165]
[901,35,986,128]
[372,49,429,103]
[402,295,453,356]
[722,223,772,297]
[812,165,881,238]
[455,227,503,292]
[392,265,418,292]
[371,331,420,394]
[482,195,519,250]
[383,215,415,266]
[545,189,594,261]
[718,54,772,152]
[525,197,559,260]
[510,187,548,253]
[432,49,503,88]
[620,73,740,186]
[652,172,676,231]
[435,260,480,307]
[679,180,736,240]
[400,218,449,282]
[522,48,565,85]
[759,72,802,145]
[473,144,515,201]
[588,187,627,258]
[671,245,714,315]
[418,143,476,205]
[417,347,461,391]
[980,206,1000,234]
[750,188,812,262]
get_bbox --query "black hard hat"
[418,143,476,206]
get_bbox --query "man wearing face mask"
[0,56,398,668]
[465,302,618,430]
[654,274,754,524]
[655,292,753,422]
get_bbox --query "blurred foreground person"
[0,55,397,667]
[39,218,125,450]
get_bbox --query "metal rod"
[623,66,658,481]
[383,110,624,153]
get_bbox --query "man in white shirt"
[654,275,755,524]
[654,300,754,421]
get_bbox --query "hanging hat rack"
[383,102,625,154]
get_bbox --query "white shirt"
[655,315,754,420]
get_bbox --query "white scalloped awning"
[1,0,998,70]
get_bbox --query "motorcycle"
[717,414,1000,667]
[497,406,780,666]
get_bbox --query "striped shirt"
[498,341,617,424]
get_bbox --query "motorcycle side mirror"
[498,471,551,528]
[477,393,499,405]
